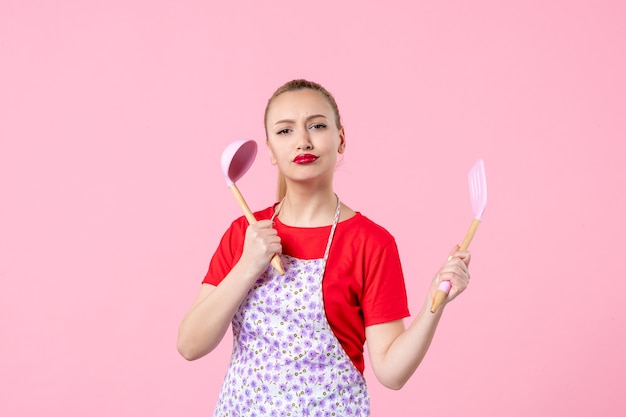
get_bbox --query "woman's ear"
[338,127,346,154]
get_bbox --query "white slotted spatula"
[431,159,488,313]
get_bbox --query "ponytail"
[277,172,287,201]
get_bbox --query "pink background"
[2,1,625,416]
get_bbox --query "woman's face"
[265,89,345,185]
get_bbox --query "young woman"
[177,79,471,416]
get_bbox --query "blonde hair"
[264,79,343,201]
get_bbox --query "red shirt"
[203,205,410,374]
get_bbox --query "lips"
[293,154,319,164]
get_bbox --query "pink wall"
[2,1,625,416]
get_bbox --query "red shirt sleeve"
[361,237,410,327]
[202,217,246,286]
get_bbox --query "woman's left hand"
[431,245,471,304]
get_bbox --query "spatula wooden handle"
[459,218,481,251]
[430,218,481,313]
[229,184,285,275]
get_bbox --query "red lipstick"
[293,154,319,164]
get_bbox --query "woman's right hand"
[239,220,282,279]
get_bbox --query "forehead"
[267,89,334,122]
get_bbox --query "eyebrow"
[273,114,328,126]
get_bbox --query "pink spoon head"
[220,139,258,186]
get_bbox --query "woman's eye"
[310,123,327,130]
[276,128,290,135]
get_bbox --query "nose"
[296,128,313,150]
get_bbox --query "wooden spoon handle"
[229,185,285,275]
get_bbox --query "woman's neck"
[277,187,338,227]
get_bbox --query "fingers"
[437,258,469,285]
[244,221,282,258]
[255,219,275,229]
[254,221,280,244]
[449,244,471,267]
[434,247,471,303]
[240,220,283,276]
